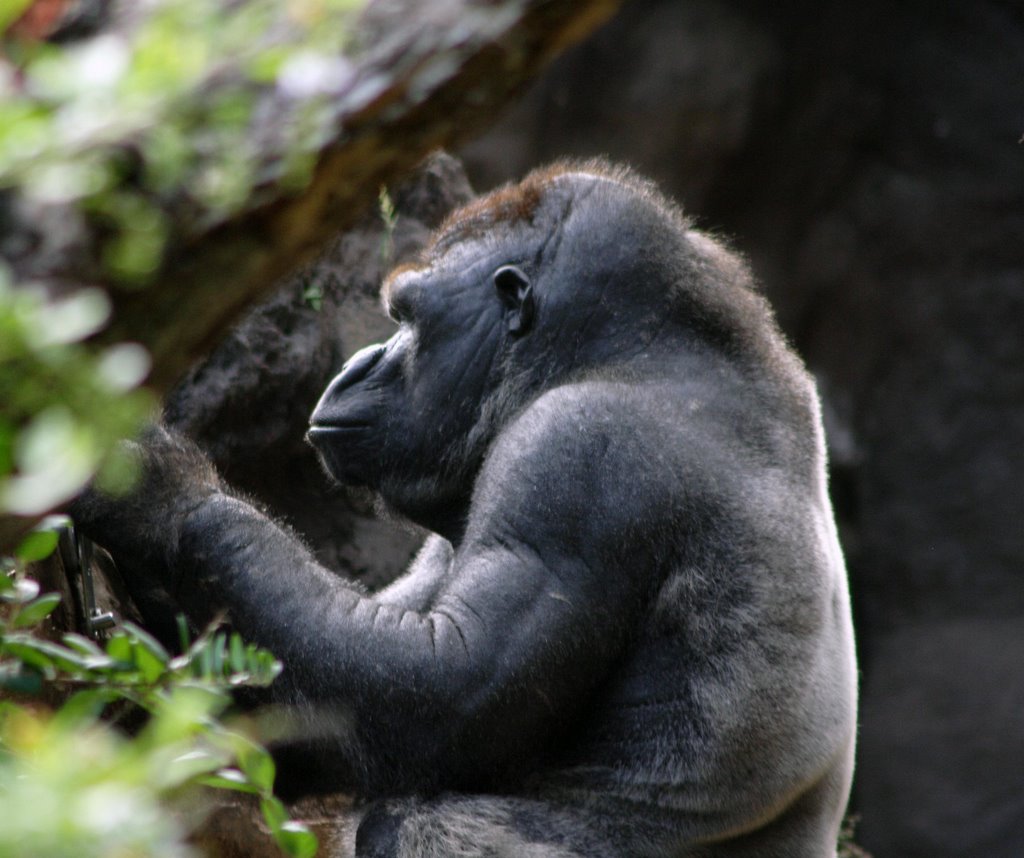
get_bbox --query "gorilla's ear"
[493,265,534,336]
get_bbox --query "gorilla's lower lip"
[306,424,371,444]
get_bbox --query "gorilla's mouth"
[306,424,375,488]
[307,423,371,436]
[306,423,373,451]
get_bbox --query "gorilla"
[73,161,857,857]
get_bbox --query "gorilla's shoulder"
[475,382,700,515]
[501,380,679,449]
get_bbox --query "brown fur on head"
[430,158,690,251]
[380,163,558,304]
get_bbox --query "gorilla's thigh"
[355,794,626,858]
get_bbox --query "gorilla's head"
[308,161,777,539]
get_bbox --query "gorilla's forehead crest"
[428,158,689,254]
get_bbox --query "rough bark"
[5,0,620,393]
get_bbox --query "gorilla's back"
[532,371,857,856]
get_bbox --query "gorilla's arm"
[74,398,658,794]
[375,535,454,611]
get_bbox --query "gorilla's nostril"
[336,342,387,388]
[310,343,386,428]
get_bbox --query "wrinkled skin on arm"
[73,161,857,858]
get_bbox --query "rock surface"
[165,153,474,588]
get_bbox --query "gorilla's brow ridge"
[380,262,421,313]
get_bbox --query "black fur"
[73,162,857,857]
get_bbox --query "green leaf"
[302,280,324,312]
[229,632,246,673]
[198,638,214,678]
[260,796,288,831]
[116,622,170,682]
[236,643,283,686]
[133,641,166,683]
[63,634,118,671]
[274,821,319,858]
[236,740,275,793]
[106,631,134,664]
[14,530,59,563]
[162,747,226,787]
[2,406,104,515]
[50,688,116,728]
[177,614,191,654]
[211,632,226,676]
[0,640,54,674]
[12,592,62,628]
[148,684,230,741]
[62,632,108,659]
[0,577,39,604]
[200,767,260,794]
[1,635,93,674]
[257,650,283,684]
[122,621,170,665]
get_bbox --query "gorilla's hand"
[69,424,222,590]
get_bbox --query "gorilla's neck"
[380,479,471,549]
[418,507,467,548]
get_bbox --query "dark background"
[169,3,1024,855]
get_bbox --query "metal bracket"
[58,525,116,638]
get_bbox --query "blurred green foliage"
[0,269,153,517]
[0,5,372,847]
[0,0,363,529]
[1,0,364,264]
[0,536,317,858]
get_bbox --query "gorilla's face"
[306,168,692,537]
[308,238,535,537]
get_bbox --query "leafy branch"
[1,547,316,858]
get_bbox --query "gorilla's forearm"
[174,492,618,789]
[179,494,445,691]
